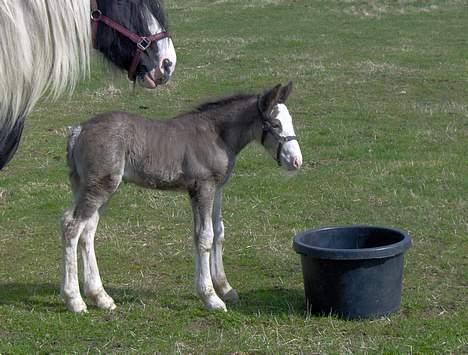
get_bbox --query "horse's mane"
[139,0,168,31]
[0,1,90,127]
[193,94,256,114]
[99,0,168,34]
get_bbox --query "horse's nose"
[293,156,302,170]
[163,58,173,73]
[155,58,173,84]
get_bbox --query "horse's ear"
[278,81,293,103]
[259,84,282,115]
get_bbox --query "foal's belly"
[122,166,186,191]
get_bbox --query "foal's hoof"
[205,296,227,312]
[221,288,239,304]
[66,298,88,313]
[89,290,116,311]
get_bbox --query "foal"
[61,83,303,313]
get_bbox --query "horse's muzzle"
[140,59,173,88]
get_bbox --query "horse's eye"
[270,120,282,130]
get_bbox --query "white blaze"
[276,104,303,170]
[147,10,176,76]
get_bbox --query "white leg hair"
[60,208,87,313]
[79,212,116,311]
[210,189,239,303]
[190,186,226,311]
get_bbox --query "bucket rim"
[293,224,412,260]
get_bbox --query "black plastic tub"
[293,225,411,320]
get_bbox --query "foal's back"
[69,112,230,192]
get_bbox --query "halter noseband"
[90,1,171,82]
[257,97,297,166]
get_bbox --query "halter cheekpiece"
[257,96,297,166]
[90,1,171,82]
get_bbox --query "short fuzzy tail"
[67,125,82,167]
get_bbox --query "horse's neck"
[214,102,261,156]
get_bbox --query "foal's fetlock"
[64,296,88,313]
[87,289,116,311]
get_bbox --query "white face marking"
[147,10,177,77]
[274,104,303,171]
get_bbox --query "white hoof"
[205,295,227,312]
[221,288,239,304]
[89,290,116,311]
[66,297,88,313]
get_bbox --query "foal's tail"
[67,125,82,169]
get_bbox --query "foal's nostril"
[293,157,302,169]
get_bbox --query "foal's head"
[93,0,176,88]
[258,83,303,171]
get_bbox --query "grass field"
[1,0,467,353]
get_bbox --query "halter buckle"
[90,9,102,21]
[137,37,152,51]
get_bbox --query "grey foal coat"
[61,83,301,313]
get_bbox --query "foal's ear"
[259,84,282,115]
[278,81,293,103]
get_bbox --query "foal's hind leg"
[61,208,88,313]
[80,211,116,311]
[61,173,121,312]
[210,189,239,304]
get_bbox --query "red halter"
[90,0,171,82]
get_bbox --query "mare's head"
[93,0,176,88]
[258,83,303,171]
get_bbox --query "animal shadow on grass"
[233,287,305,316]
[0,282,61,310]
[0,282,158,312]
[0,282,305,315]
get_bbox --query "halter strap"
[257,96,297,166]
[90,0,171,81]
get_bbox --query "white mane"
[0,1,91,131]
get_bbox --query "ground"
[0,0,467,353]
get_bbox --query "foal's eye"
[270,120,282,130]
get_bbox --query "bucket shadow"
[233,287,305,316]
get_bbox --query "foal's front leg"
[210,189,239,304]
[190,185,226,311]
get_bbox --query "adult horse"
[0,0,176,169]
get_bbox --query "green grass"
[1,0,467,353]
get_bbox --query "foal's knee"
[196,228,215,253]
[213,220,224,242]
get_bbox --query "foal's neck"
[213,97,262,155]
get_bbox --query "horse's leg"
[79,211,116,311]
[61,172,120,312]
[190,184,226,311]
[61,207,87,313]
[78,173,122,311]
[210,189,239,304]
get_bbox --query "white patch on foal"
[274,104,303,170]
